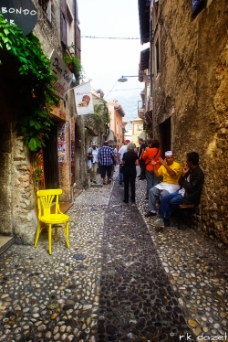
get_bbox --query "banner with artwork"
[57,124,67,163]
[50,50,73,98]
[74,82,94,115]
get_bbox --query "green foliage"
[0,15,57,151]
[93,101,110,131]
[64,54,82,77]
[32,166,43,183]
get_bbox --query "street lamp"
[118,75,153,82]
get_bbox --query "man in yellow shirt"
[145,151,182,217]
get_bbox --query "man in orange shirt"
[141,140,161,199]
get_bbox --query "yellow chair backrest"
[37,189,62,218]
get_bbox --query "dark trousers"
[139,159,146,178]
[101,165,112,179]
[123,171,136,202]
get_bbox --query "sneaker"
[154,218,165,227]
[145,211,157,217]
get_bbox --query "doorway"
[159,117,171,157]
[43,123,59,189]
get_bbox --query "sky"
[77,0,147,129]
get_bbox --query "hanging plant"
[64,54,82,78]
[0,15,58,151]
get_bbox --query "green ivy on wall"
[0,15,57,151]
[94,101,111,131]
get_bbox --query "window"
[39,0,52,22]
[61,0,74,47]
[137,124,143,131]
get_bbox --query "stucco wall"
[152,0,228,244]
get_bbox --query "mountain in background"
[106,89,142,130]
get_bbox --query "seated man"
[145,151,182,217]
[154,151,204,227]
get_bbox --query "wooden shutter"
[61,0,68,46]
[75,25,81,60]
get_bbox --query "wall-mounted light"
[118,75,153,82]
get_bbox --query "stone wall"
[11,135,37,245]
[152,0,228,244]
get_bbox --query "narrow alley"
[0,171,227,342]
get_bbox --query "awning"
[114,105,125,117]
[138,0,150,44]
[138,48,150,81]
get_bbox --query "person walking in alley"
[141,139,161,199]
[145,151,182,217]
[138,137,146,180]
[98,141,114,185]
[118,141,128,185]
[87,142,99,183]
[122,142,139,203]
[154,151,204,227]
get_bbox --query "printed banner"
[70,118,75,185]
[74,82,94,115]
[57,124,66,163]
[50,50,73,98]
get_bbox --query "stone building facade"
[138,0,228,244]
[0,0,84,244]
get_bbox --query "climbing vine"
[0,15,57,151]
[93,101,111,131]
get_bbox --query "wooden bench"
[177,204,195,230]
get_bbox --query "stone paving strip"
[136,180,228,342]
[0,171,227,342]
[0,181,113,342]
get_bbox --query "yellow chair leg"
[34,222,41,247]
[48,224,52,254]
[54,227,58,242]
[65,222,70,249]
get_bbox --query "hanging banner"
[74,82,94,115]
[57,124,67,163]
[70,118,75,185]
[50,50,73,98]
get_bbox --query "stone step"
[0,236,14,255]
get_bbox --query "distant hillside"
[106,89,142,130]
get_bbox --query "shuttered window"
[61,0,68,47]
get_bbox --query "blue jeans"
[119,171,124,184]
[145,170,159,197]
[159,192,184,225]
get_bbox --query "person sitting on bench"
[153,151,204,228]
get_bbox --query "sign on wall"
[74,82,94,115]
[50,50,73,99]
[0,0,37,36]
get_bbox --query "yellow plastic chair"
[34,189,70,254]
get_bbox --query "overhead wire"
[81,36,140,40]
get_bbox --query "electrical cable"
[104,80,118,99]
[81,35,140,40]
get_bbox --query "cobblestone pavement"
[0,169,227,342]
